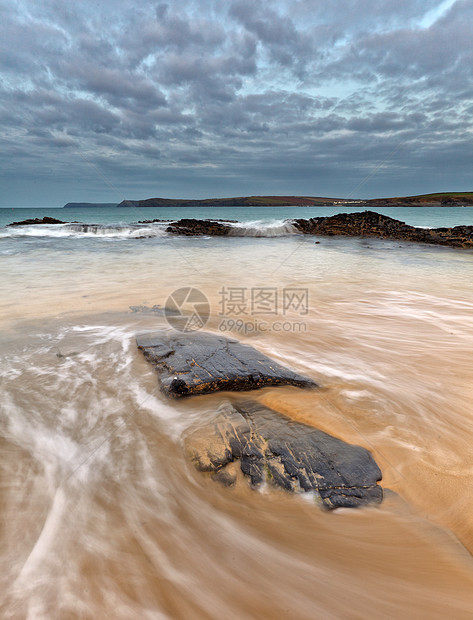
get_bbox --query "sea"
[1,204,473,619]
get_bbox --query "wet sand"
[1,234,473,618]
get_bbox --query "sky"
[0,0,472,206]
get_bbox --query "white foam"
[64,223,167,238]
[0,224,74,238]
[13,486,67,587]
[226,219,298,237]
[0,222,168,239]
[1,218,299,239]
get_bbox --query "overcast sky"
[1,0,472,205]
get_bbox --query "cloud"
[229,0,314,72]
[0,0,472,205]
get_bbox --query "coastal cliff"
[118,196,341,207]
[118,192,473,208]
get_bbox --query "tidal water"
[1,206,473,618]
[2,204,473,229]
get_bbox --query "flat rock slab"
[187,401,383,509]
[136,331,317,397]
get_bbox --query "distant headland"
[63,202,118,208]
[116,192,473,208]
[62,192,473,209]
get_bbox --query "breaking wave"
[226,219,298,237]
[64,223,168,238]
[0,222,168,239]
[0,219,300,239]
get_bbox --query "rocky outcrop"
[166,219,232,236]
[294,210,411,236]
[136,331,317,397]
[7,216,65,226]
[293,211,473,248]
[186,400,383,509]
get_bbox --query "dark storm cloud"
[0,0,472,205]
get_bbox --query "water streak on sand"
[1,227,473,618]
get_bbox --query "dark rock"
[293,210,473,249]
[128,211,473,248]
[7,216,65,227]
[8,211,472,248]
[166,219,232,236]
[137,219,172,224]
[136,331,317,397]
[186,400,383,509]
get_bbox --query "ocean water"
[2,206,473,619]
[1,204,473,230]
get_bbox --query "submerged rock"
[136,331,317,397]
[186,400,383,509]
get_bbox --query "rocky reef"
[161,211,473,248]
[292,210,473,248]
[6,211,473,248]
